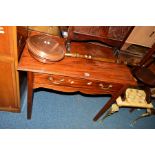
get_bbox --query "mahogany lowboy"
[18,39,136,120]
[18,29,136,120]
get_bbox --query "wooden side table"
[18,44,136,120]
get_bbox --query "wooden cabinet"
[66,26,133,49]
[0,59,18,109]
[0,26,27,112]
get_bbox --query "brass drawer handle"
[60,78,65,82]
[48,76,61,85]
[84,72,90,77]
[99,83,113,90]
[87,81,92,85]
[70,81,74,84]
[52,81,61,85]
[68,79,74,84]
[48,76,53,81]
[0,27,4,34]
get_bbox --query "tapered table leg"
[27,72,34,119]
[93,96,117,121]
[93,86,127,121]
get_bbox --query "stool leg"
[27,72,34,119]
[143,86,151,103]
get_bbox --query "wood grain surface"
[18,45,136,86]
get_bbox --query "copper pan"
[27,34,66,63]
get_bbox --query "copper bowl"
[27,34,66,63]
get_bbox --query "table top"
[18,44,136,86]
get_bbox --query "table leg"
[93,86,127,121]
[27,71,34,119]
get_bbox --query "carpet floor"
[0,88,155,129]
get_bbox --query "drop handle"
[99,83,112,90]
[48,76,53,81]
[87,81,92,85]
[52,81,61,85]
[48,76,61,84]
[149,31,155,37]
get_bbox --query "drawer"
[0,26,10,55]
[33,73,122,94]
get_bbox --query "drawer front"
[0,26,10,55]
[34,73,122,94]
